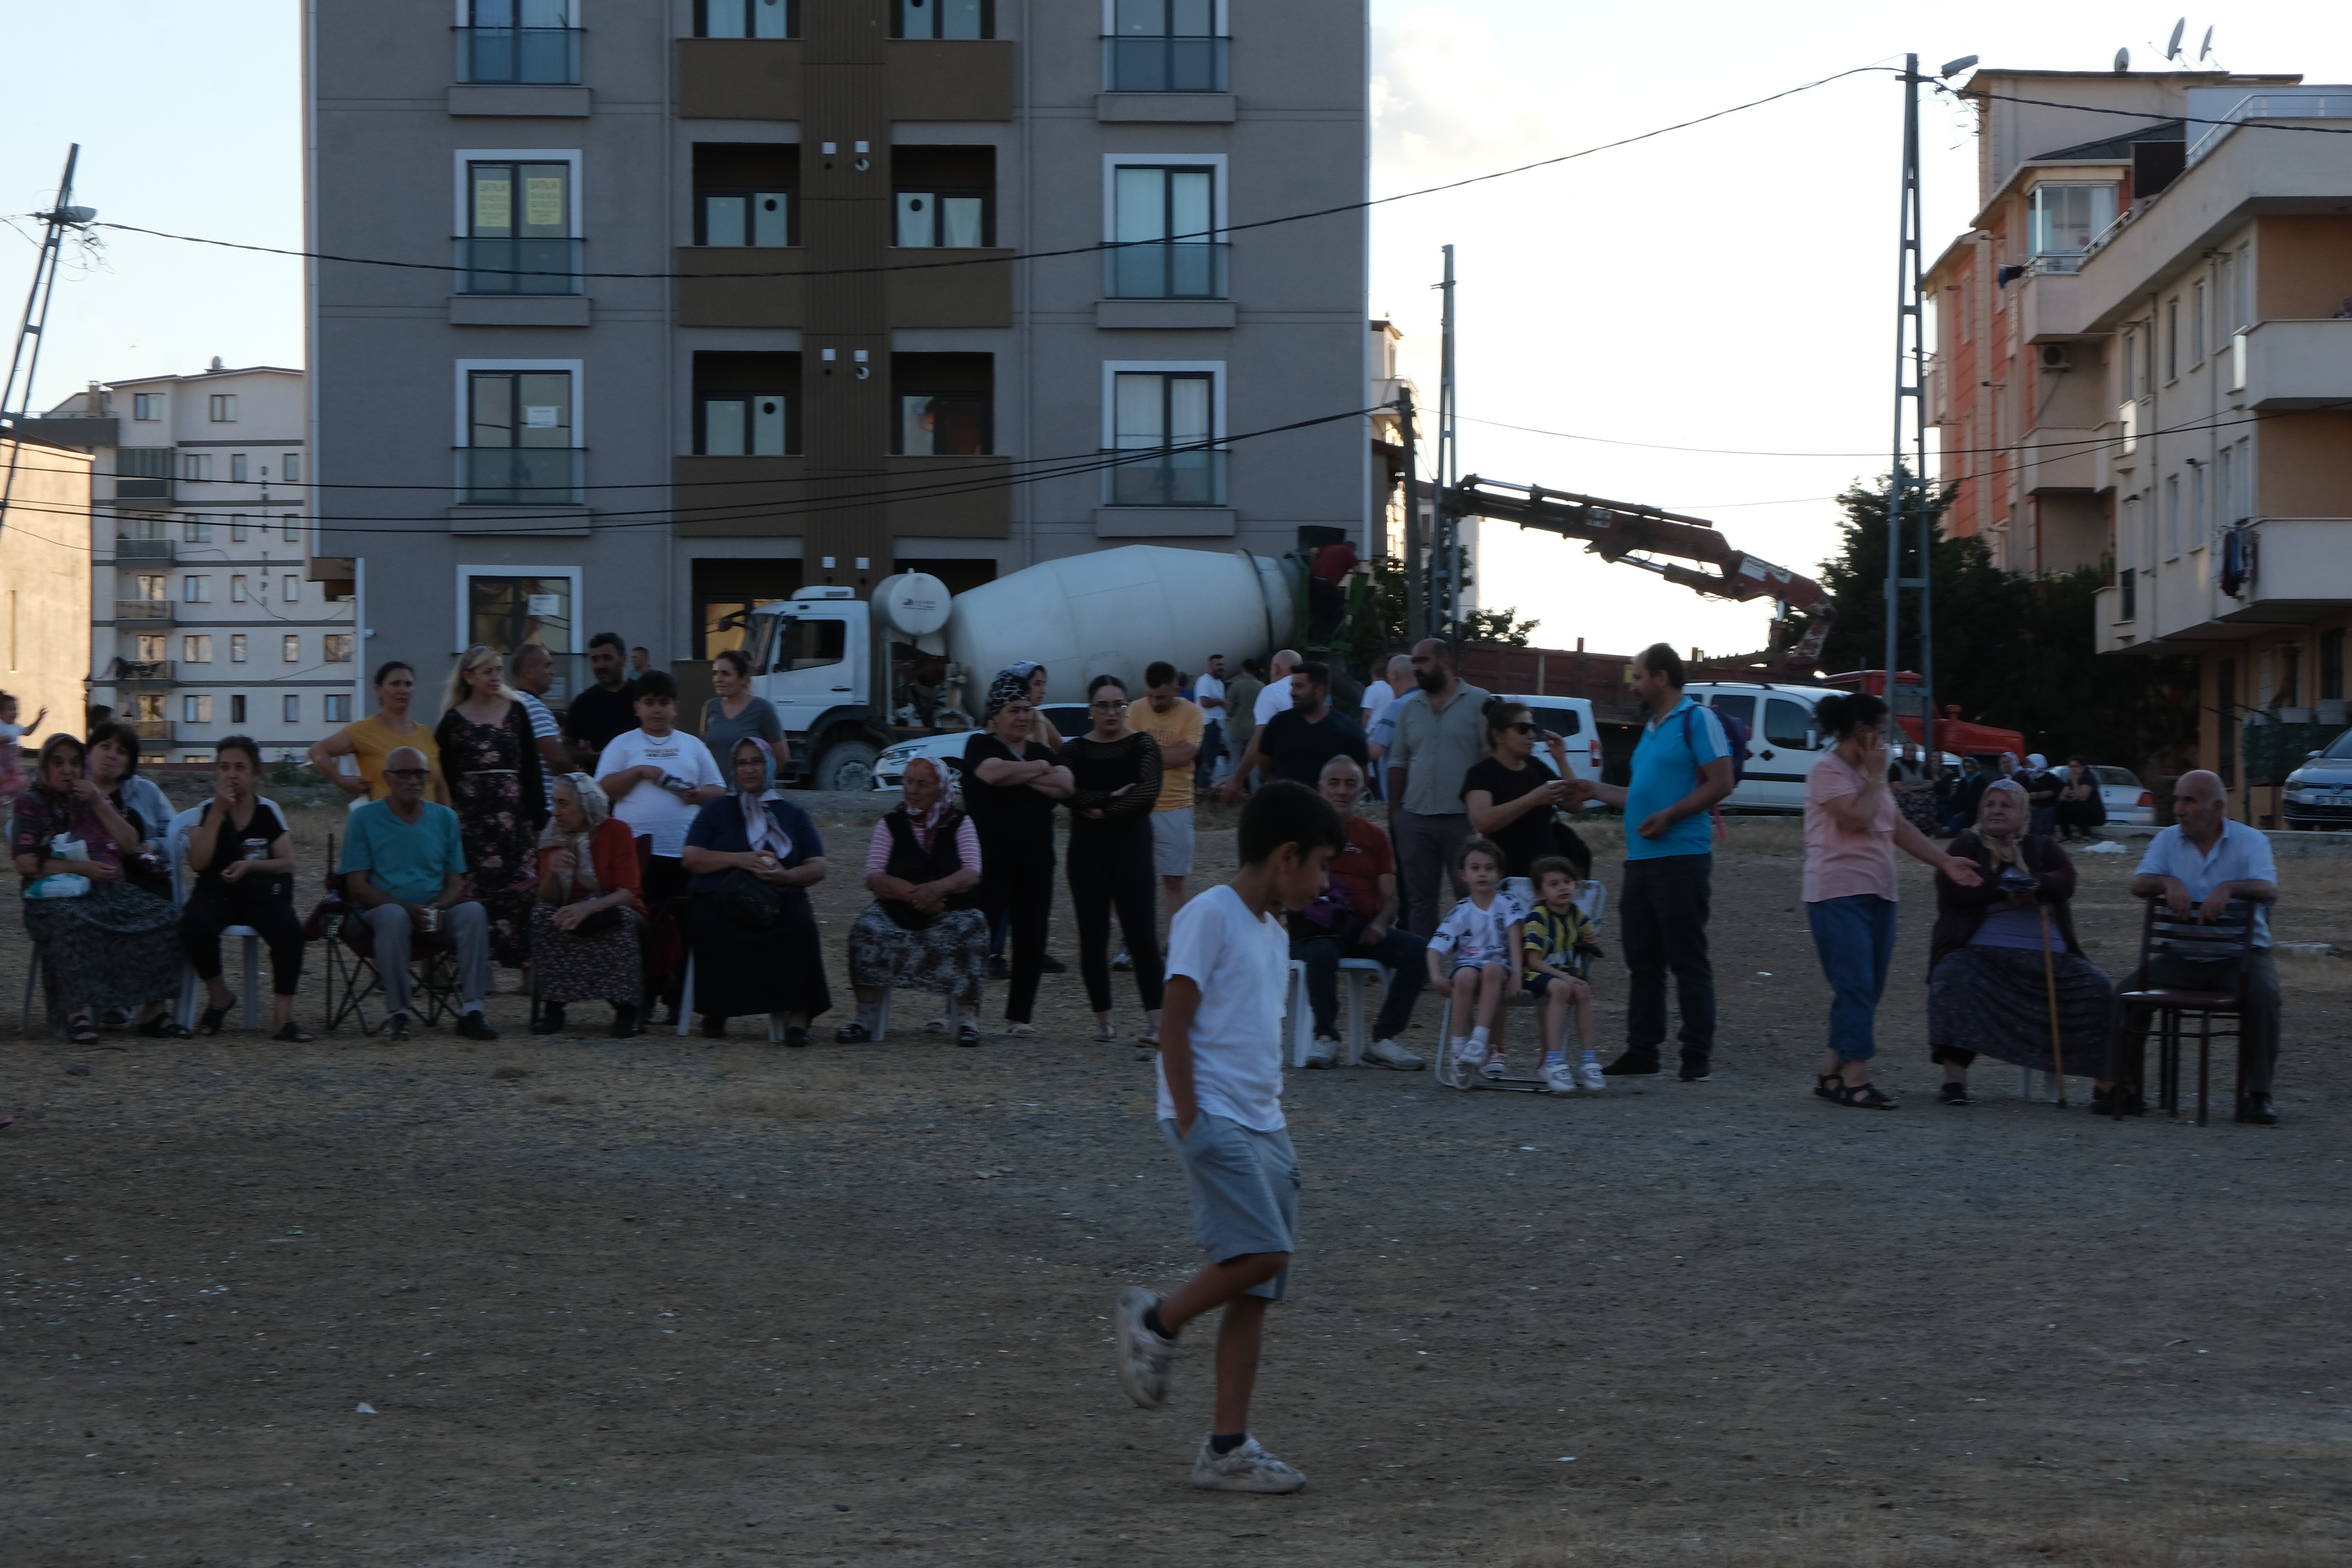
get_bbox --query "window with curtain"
[1108,0,1226,92]
[467,574,573,656]
[698,393,791,456]
[1110,165,1221,298]
[701,189,790,247]
[2026,183,2115,257]
[1110,370,1219,505]
[896,190,986,248]
[465,160,574,294]
[892,353,992,455]
[700,0,793,37]
[897,0,989,39]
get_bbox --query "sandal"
[196,1004,233,1036]
[1836,1079,1900,1111]
[271,1020,316,1043]
[1813,1070,1842,1101]
[67,1015,101,1046]
[1094,1020,1118,1043]
[1004,1023,1038,1040]
[138,1015,194,1039]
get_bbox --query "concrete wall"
[1,438,93,745]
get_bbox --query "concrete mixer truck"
[738,545,1297,792]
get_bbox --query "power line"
[87,65,1889,283]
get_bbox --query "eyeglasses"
[385,768,430,780]
[1090,699,1129,711]
[1505,721,1537,735]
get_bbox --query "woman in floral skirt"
[433,645,548,968]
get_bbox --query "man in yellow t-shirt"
[1131,660,1205,920]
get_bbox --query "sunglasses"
[1505,721,1538,735]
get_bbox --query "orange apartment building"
[1926,68,2352,823]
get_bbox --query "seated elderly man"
[838,756,989,1047]
[2113,769,2282,1124]
[340,744,498,1041]
[1286,755,1427,1070]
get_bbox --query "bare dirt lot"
[6,799,2351,1566]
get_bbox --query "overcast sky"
[5,2,2346,662]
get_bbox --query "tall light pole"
[1883,58,1935,755]
[1,145,94,539]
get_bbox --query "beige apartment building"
[1927,70,2352,823]
[0,435,95,750]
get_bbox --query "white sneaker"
[1479,1052,1506,1081]
[1364,1037,1424,1071]
[1541,1061,1579,1094]
[1190,1435,1306,1493]
[1578,1058,1607,1093]
[1451,1035,1486,1067]
[1113,1287,1175,1409]
[1305,1033,1339,1069]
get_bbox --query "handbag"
[566,902,625,937]
[713,867,786,931]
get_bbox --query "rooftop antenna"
[2198,25,2218,66]
[2113,46,2131,73]
[2147,18,2185,66]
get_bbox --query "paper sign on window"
[526,594,561,616]
[525,177,565,230]
[475,178,512,230]
[523,406,560,428]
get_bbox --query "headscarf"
[984,669,1032,723]
[731,738,791,859]
[895,755,955,837]
[2027,752,2049,773]
[538,772,610,896]
[1975,777,2030,868]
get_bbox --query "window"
[2231,244,2251,330]
[232,575,250,603]
[283,453,301,483]
[134,694,165,726]
[325,693,351,723]
[230,453,249,484]
[208,394,237,422]
[2323,630,2345,703]
[1109,367,1221,505]
[282,514,302,542]
[2119,567,2137,622]
[458,0,580,86]
[2122,332,2136,399]
[283,634,301,663]
[2164,475,2180,558]
[462,159,577,294]
[283,694,302,724]
[2193,279,2207,365]
[133,393,162,421]
[325,634,355,663]
[1705,693,1754,732]
[2216,447,2234,537]
[464,368,578,503]
[2166,298,2179,382]
[1107,0,1227,92]
[894,145,994,248]
[699,0,793,37]
[769,616,848,671]
[896,0,989,39]
[230,515,249,543]
[466,575,573,657]
[2121,495,2140,572]
[136,634,167,662]
[694,143,798,246]
[2026,183,2116,260]
[703,188,789,247]
[896,190,985,248]
[230,634,248,663]
[183,516,213,544]
[1764,698,1812,750]
[183,695,213,724]
[183,575,212,604]
[693,352,800,455]
[230,695,248,725]
[892,353,992,455]
[181,453,213,482]
[136,573,167,603]
[182,634,214,663]
[1108,163,1224,299]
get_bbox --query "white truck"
[739,545,1297,791]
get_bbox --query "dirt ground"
[6,794,2352,1566]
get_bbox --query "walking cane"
[2038,905,2068,1107]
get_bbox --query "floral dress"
[434,702,546,968]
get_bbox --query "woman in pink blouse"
[1802,692,1981,1109]
[837,756,988,1046]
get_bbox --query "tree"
[1808,477,2197,772]
[1330,554,1540,678]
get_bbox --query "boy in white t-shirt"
[1113,780,1345,1495]
[1425,837,1527,1081]
[593,669,724,900]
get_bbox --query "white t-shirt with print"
[595,727,723,857]
[1157,883,1291,1132]
[1427,890,1527,969]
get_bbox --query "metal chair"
[316,835,468,1035]
[2115,895,2258,1126]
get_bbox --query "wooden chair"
[2114,895,2257,1126]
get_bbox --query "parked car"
[1491,694,1605,803]
[2092,764,2157,825]
[872,703,1089,790]
[1683,682,1846,813]
[2282,730,2352,830]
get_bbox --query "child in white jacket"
[1425,838,1526,1080]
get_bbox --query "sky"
[3,1,2347,662]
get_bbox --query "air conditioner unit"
[2038,343,2075,371]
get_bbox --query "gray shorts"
[1151,807,1195,877]
[1160,1113,1300,1301]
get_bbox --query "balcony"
[675,38,804,120]
[2239,319,2352,411]
[115,600,173,623]
[676,246,806,328]
[1104,448,1225,508]
[2016,264,2085,343]
[884,249,1014,328]
[671,456,807,538]
[1104,241,1228,301]
[132,719,173,744]
[1103,34,1228,93]
[455,237,582,296]
[459,447,583,505]
[115,537,175,562]
[887,40,1012,121]
[2225,518,2352,620]
[455,26,580,84]
[113,660,173,689]
[2018,427,2096,494]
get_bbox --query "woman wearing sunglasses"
[1463,698,1592,905]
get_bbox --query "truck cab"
[743,588,888,791]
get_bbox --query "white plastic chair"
[1283,956,1393,1067]
[675,954,787,1043]
[1431,879,1608,1086]
[167,800,282,1032]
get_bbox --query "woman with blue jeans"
[1802,692,1983,1109]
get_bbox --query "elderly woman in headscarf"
[836,756,989,1046]
[11,732,186,1043]
[1927,777,2121,1109]
[680,736,830,1042]
[961,668,1074,1037]
[530,772,647,1038]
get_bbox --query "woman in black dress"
[679,738,831,1042]
[433,645,547,968]
[1064,674,1165,1042]
[962,672,1073,1038]
[1461,697,1591,903]
[180,735,313,1040]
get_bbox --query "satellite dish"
[2165,18,2185,59]
[2199,24,2214,61]
[2114,46,2131,72]
[880,572,952,637]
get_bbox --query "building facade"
[1926,69,2352,821]
[305,0,1370,692]
[0,435,94,749]
[38,366,347,763]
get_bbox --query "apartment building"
[0,434,94,746]
[305,0,1369,698]
[1926,69,2352,822]
[37,365,351,763]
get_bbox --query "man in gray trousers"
[1382,638,1491,940]
[340,745,499,1041]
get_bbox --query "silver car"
[2283,729,2352,830]
[872,703,1090,790]
[2092,765,2156,826]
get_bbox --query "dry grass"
[1504,1509,2336,1568]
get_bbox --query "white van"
[1494,693,1607,792]
[1682,681,1846,814]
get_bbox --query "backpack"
[1681,703,1750,787]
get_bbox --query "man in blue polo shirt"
[1564,643,1735,1081]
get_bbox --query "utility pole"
[1883,58,1935,755]
[1398,385,1425,644]
[1433,244,1460,635]
[1,145,92,539]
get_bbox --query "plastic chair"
[675,954,787,1043]
[167,800,282,1032]
[2116,895,2259,1126]
[1430,878,1608,1090]
[1283,957,1392,1067]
